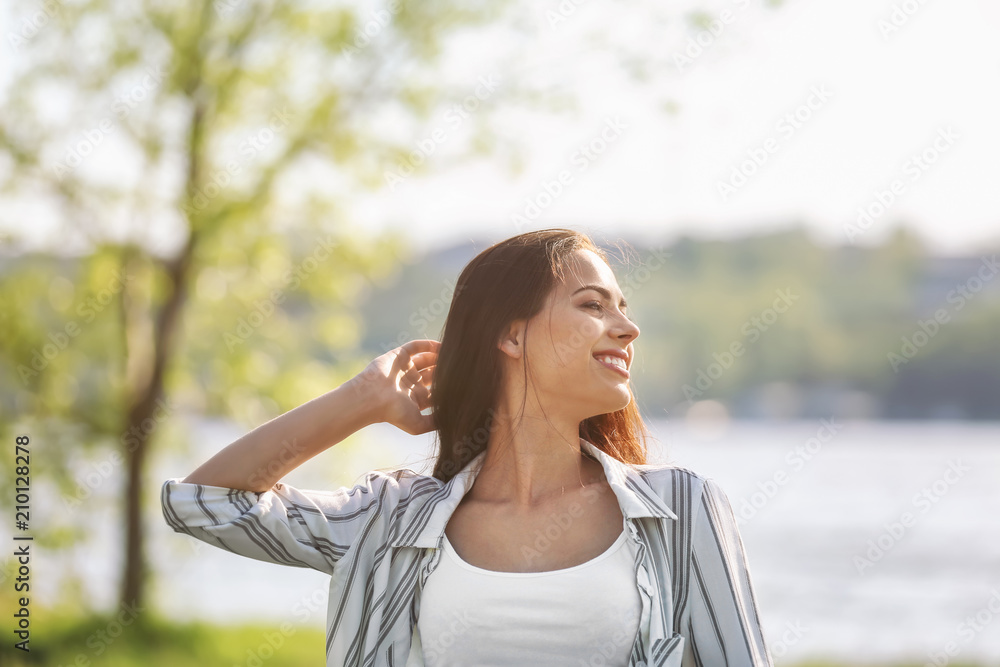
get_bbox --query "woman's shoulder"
[351,464,444,498]
[629,461,726,502]
[356,463,437,482]
[632,460,709,483]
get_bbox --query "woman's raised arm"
[181,338,440,492]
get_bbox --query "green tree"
[0,0,545,613]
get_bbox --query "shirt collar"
[390,437,677,550]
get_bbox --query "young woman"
[161,228,773,666]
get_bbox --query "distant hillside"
[3,226,996,420]
[356,227,1000,420]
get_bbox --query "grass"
[0,605,326,666]
[0,603,991,666]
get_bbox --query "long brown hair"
[428,228,650,483]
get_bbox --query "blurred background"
[2,0,999,665]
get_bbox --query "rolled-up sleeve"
[160,473,391,576]
[686,477,773,666]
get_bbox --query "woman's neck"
[470,425,603,509]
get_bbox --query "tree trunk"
[119,228,199,611]
[120,404,152,611]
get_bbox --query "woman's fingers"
[409,382,432,409]
[399,340,441,364]
[388,341,438,432]
[401,365,431,386]
[393,345,438,376]
[407,350,438,370]
[399,351,437,382]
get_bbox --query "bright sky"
[2,0,998,257]
[354,0,1000,256]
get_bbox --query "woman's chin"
[598,387,632,411]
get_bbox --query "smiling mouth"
[594,356,629,379]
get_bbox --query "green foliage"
[358,226,1000,420]
[0,0,542,612]
[0,604,325,667]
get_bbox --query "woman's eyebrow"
[572,284,628,310]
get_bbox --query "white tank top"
[417,529,642,666]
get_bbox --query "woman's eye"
[584,301,603,311]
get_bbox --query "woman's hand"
[348,339,440,436]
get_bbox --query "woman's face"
[503,249,641,421]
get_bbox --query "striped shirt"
[160,437,773,667]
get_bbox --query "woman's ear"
[497,319,526,359]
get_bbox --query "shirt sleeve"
[160,472,394,576]
[685,476,773,666]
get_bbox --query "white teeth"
[596,355,627,370]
